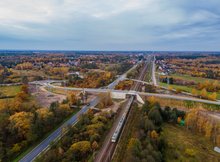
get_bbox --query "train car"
[111,97,134,143]
[111,114,126,142]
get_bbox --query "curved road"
[20,59,220,162]
[20,63,139,162]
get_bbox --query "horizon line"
[0,49,220,53]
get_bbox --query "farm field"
[0,85,21,97]
[170,73,220,84]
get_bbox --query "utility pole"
[82,88,86,104]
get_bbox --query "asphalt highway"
[20,63,139,162]
[20,98,99,162]
[152,56,157,86]
[21,58,220,162]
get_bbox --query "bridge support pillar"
[136,94,144,104]
[110,92,126,99]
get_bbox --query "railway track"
[95,57,152,162]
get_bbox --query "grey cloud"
[0,0,220,50]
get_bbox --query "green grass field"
[170,73,220,84]
[159,82,193,92]
[0,85,21,97]
[159,82,220,100]
[162,124,220,162]
[158,72,220,100]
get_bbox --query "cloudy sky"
[0,0,220,50]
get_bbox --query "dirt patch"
[99,100,125,113]
[29,85,67,108]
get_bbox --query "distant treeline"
[157,53,220,60]
[204,60,220,64]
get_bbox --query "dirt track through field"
[29,85,66,108]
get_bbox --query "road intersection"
[19,61,139,162]
[20,56,220,162]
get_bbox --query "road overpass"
[36,82,220,105]
[95,59,150,162]
[20,62,140,162]
[23,58,220,162]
